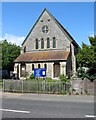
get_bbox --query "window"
[47,38,50,48]
[42,25,49,33]
[35,39,38,49]
[41,38,44,49]
[48,19,50,21]
[38,64,40,68]
[41,20,43,22]
[32,64,34,70]
[44,63,47,70]
[24,46,26,53]
[53,37,56,48]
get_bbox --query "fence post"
[2,79,4,92]
[22,80,23,93]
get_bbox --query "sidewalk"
[2,92,94,103]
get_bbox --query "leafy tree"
[76,36,96,81]
[77,67,86,80]
[1,40,20,72]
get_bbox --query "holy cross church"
[14,8,79,79]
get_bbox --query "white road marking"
[85,115,96,118]
[0,109,30,114]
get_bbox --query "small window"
[24,46,26,53]
[41,38,44,49]
[41,20,43,22]
[48,19,50,21]
[47,38,50,48]
[44,63,47,70]
[35,39,38,49]
[42,25,49,33]
[32,64,34,70]
[38,64,40,68]
[53,37,56,48]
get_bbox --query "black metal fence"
[3,80,70,94]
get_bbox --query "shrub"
[75,92,79,95]
[59,74,69,83]
[30,73,35,79]
[60,91,68,95]
[45,77,53,82]
[24,71,29,80]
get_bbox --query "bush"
[85,68,96,82]
[30,73,35,79]
[24,71,29,80]
[59,74,69,83]
[60,91,68,95]
[45,77,53,82]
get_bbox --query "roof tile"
[15,50,69,62]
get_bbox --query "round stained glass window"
[42,25,49,33]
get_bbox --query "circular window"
[42,25,49,33]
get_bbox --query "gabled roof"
[22,8,79,47]
[14,50,69,63]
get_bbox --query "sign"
[34,68,46,77]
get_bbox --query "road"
[1,93,94,118]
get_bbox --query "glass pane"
[36,39,38,49]
[53,37,56,48]
[41,38,44,49]
[32,64,34,70]
[47,38,50,48]
[44,64,47,70]
[38,64,40,68]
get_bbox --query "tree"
[76,36,96,81]
[1,40,20,73]
[77,67,86,80]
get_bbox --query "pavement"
[2,92,94,103]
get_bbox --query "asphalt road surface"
[1,93,94,118]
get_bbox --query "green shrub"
[59,74,69,83]
[75,92,79,95]
[60,91,68,95]
[24,71,29,80]
[45,77,53,82]
[30,73,35,79]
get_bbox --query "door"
[54,62,60,77]
[17,65,19,79]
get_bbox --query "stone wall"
[72,78,94,95]
[22,10,71,52]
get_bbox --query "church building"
[14,8,79,79]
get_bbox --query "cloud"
[88,34,94,37]
[0,34,25,46]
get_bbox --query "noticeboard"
[34,68,46,77]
